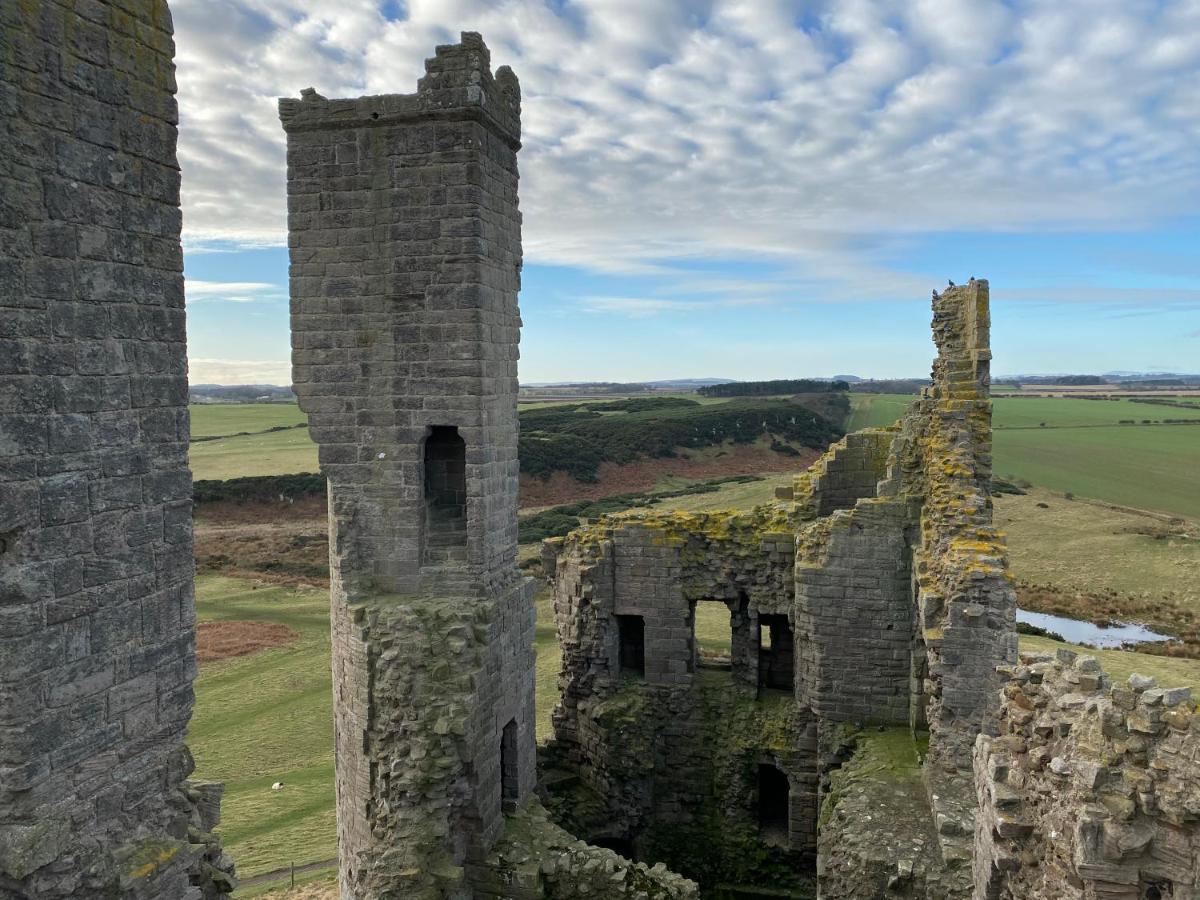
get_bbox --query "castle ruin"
[2,8,1199,900]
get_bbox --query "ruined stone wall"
[882,280,1017,775]
[547,508,796,713]
[791,428,895,519]
[281,33,539,898]
[471,804,699,899]
[546,280,1018,897]
[794,498,917,725]
[543,676,818,892]
[1,2,229,896]
[973,650,1200,900]
[545,509,817,890]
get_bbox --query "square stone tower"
[280,33,536,899]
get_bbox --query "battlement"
[279,32,521,145]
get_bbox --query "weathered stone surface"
[0,3,230,897]
[973,653,1200,899]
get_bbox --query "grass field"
[192,575,561,886]
[846,394,1200,519]
[190,429,319,480]
[192,397,1200,520]
[995,489,1199,602]
[191,404,308,438]
[190,578,335,879]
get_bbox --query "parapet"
[279,31,521,145]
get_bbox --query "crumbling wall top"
[278,31,520,145]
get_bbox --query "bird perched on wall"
[932,289,940,300]
[969,276,976,282]
[948,279,955,287]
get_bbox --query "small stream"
[1017,609,1172,649]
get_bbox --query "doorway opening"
[757,763,790,844]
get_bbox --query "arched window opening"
[424,426,467,564]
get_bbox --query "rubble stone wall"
[0,2,228,897]
[973,650,1200,900]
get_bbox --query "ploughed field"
[188,393,1200,895]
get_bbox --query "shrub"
[517,399,842,481]
[519,432,607,482]
[193,473,325,504]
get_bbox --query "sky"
[174,0,1200,385]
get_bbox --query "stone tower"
[280,33,536,898]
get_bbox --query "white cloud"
[188,357,292,385]
[171,0,1200,290]
[185,279,283,303]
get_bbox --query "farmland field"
[847,394,1200,519]
[191,396,1200,518]
[191,404,308,438]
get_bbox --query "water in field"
[1017,609,1171,648]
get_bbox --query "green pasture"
[190,429,319,480]
[189,396,1200,519]
[993,424,1200,520]
[848,395,1200,519]
[191,575,561,883]
[191,404,308,438]
[995,489,1199,603]
[190,577,335,879]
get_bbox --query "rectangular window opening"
[758,614,794,693]
[693,600,734,671]
[423,425,467,565]
[617,615,645,678]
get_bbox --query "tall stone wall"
[281,33,537,899]
[794,498,916,725]
[883,280,1017,770]
[1,2,228,897]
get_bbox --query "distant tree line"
[847,379,930,394]
[697,379,849,397]
[520,396,843,482]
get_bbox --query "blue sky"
[174,0,1200,384]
